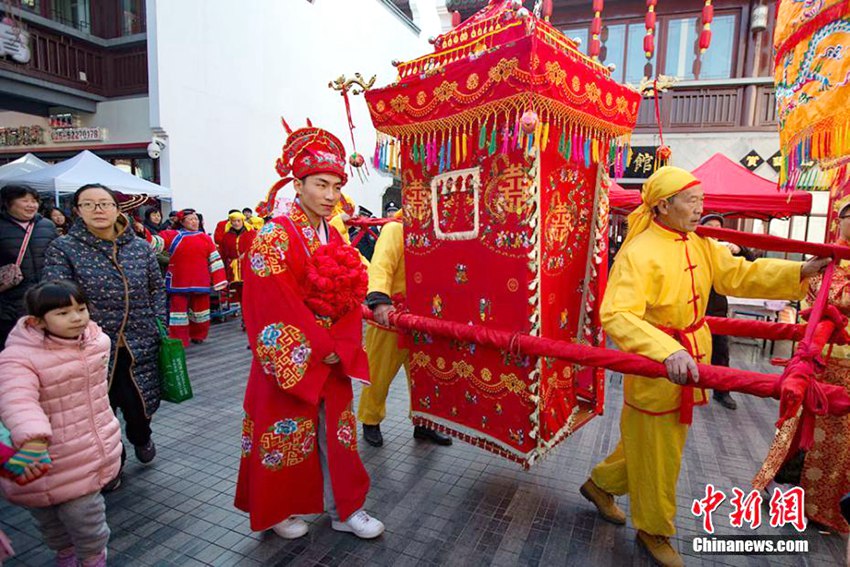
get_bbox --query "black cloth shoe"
[362,424,383,447]
[190,339,204,345]
[713,391,737,410]
[413,426,453,446]
[134,439,156,464]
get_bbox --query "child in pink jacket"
[0,280,122,567]
[0,422,16,564]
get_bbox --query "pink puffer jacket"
[0,318,122,507]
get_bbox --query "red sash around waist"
[655,317,707,425]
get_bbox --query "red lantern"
[542,0,553,20]
[644,11,656,30]
[589,0,604,59]
[699,29,712,51]
[643,34,655,57]
[451,10,461,28]
[644,0,657,59]
[700,0,714,53]
[590,18,602,35]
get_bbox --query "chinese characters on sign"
[0,19,31,64]
[692,485,807,534]
[740,150,764,171]
[609,146,659,179]
[49,113,80,129]
[0,126,45,147]
[768,151,783,173]
[47,114,106,143]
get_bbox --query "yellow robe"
[358,221,408,425]
[329,214,351,244]
[592,220,806,536]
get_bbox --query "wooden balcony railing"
[635,79,777,133]
[0,21,147,98]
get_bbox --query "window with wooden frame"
[121,0,145,35]
[663,12,738,80]
[563,9,740,83]
[564,19,657,84]
[50,0,92,33]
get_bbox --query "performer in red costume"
[218,211,256,313]
[213,210,240,248]
[235,121,384,541]
[154,210,227,345]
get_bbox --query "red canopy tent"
[609,153,813,220]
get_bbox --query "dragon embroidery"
[775,18,850,124]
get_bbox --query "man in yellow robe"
[241,207,264,230]
[580,166,828,567]
[327,195,371,268]
[358,215,452,447]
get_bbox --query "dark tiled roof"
[445,0,489,11]
[391,0,413,19]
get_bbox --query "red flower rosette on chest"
[303,243,367,322]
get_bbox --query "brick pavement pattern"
[1,320,847,566]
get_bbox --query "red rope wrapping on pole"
[696,225,850,261]
[345,217,399,248]
[350,227,381,248]
[345,217,399,228]
[706,307,850,345]
[706,316,804,342]
[360,307,850,418]
[771,261,839,450]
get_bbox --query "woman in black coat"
[143,208,166,235]
[0,185,57,347]
[43,183,167,469]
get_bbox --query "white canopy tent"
[0,151,171,203]
[0,153,49,180]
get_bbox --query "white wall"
[148,0,438,224]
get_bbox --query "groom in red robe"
[235,122,384,540]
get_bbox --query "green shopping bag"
[157,320,193,403]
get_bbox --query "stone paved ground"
[1,319,847,566]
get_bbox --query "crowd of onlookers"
[0,183,397,565]
[0,183,286,566]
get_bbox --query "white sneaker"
[272,516,309,539]
[331,510,385,539]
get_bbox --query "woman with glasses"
[42,183,167,473]
[149,209,227,346]
[0,186,58,348]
